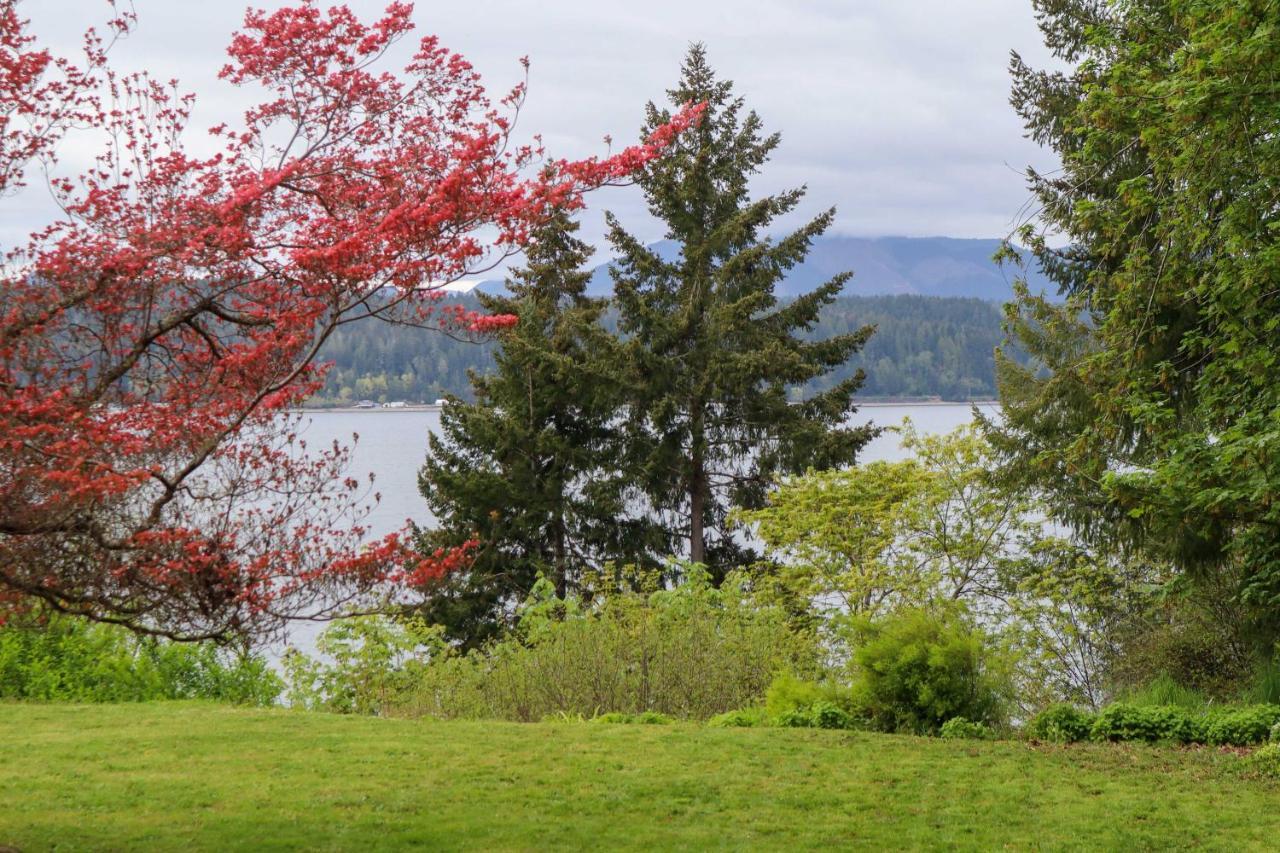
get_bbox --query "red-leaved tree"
[0,0,699,641]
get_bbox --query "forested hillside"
[309,294,1008,405]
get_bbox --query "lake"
[292,402,995,541]
[273,401,993,657]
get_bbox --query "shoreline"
[295,399,1000,415]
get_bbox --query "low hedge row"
[1026,702,1280,746]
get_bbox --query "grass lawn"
[1,702,1276,851]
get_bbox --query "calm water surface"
[274,402,994,657]
[293,402,995,541]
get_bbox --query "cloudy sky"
[10,0,1059,256]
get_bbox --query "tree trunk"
[553,513,568,599]
[689,407,707,565]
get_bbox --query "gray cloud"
[7,0,1059,256]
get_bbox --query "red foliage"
[0,1,701,641]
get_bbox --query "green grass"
[1,703,1276,851]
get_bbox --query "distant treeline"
[309,294,1010,406]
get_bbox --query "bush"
[1109,592,1254,701]
[1271,721,1280,743]
[939,717,992,740]
[765,673,824,718]
[775,700,857,730]
[1025,704,1095,743]
[1089,704,1200,744]
[0,611,280,705]
[761,673,865,729]
[302,570,815,721]
[776,709,815,728]
[590,712,674,725]
[282,615,442,715]
[809,700,855,730]
[1202,706,1280,746]
[1250,743,1280,779]
[846,608,1008,735]
[707,707,771,728]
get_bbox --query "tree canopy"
[990,0,1280,643]
[608,44,876,576]
[0,1,696,641]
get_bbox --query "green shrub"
[1270,721,1280,743]
[764,673,825,719]
[1250,743,1280,779]
[1108,594,1254,701]
[1089,704,1202,744]
[635,711,676,725]
[0,612,280,705]
[808,700,855,730]
[776,709,814,728]
[1202,706,1280,746]
[707,707,770,728]
[762,673,865,729]
[846,608,1008,735]
[1025,704,1095,743]
[589,712,675,725]
[323,571,814,721]
[939,717,992,740]
[282,615,443,715]
[590,712,633,724]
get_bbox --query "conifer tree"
[989,0,1280,645]
[417,210,657,646]
[607,44,877,579]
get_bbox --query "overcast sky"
[9,0,1059,257]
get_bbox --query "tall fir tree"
[988,0,1280,646]
[607,44,877,579]
[417,209,658,647]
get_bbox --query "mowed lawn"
[1,703,1276,851]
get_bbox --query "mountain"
[476,235,1050,301]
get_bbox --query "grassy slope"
[1,703,1276,851]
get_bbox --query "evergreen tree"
[416,210,657,647]
[988,0,1280,644]
[607,44,876,578]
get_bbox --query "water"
[275,402,993,657]
[291,402,994,540]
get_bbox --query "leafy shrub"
[1271,721,1280,743]
[1202,706,1280,746]
[1089,704,1200,744]
[0,612,280,705]
[590,711,675,725]
[846,608,1008,735]
[1250,743,1280,779]
[764,673,825,719]
[282,615,443,715]
[775,709,813,728]
[939,717,992,740]
[707,707,770,728]
[1109,594,1254,701]
[762,673,864,729]
[1025,704,1095,743]
[809,700,855,730]
[302,570,814,721]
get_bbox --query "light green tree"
[736,422,1162,708]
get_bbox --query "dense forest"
[309,293,1008,405]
